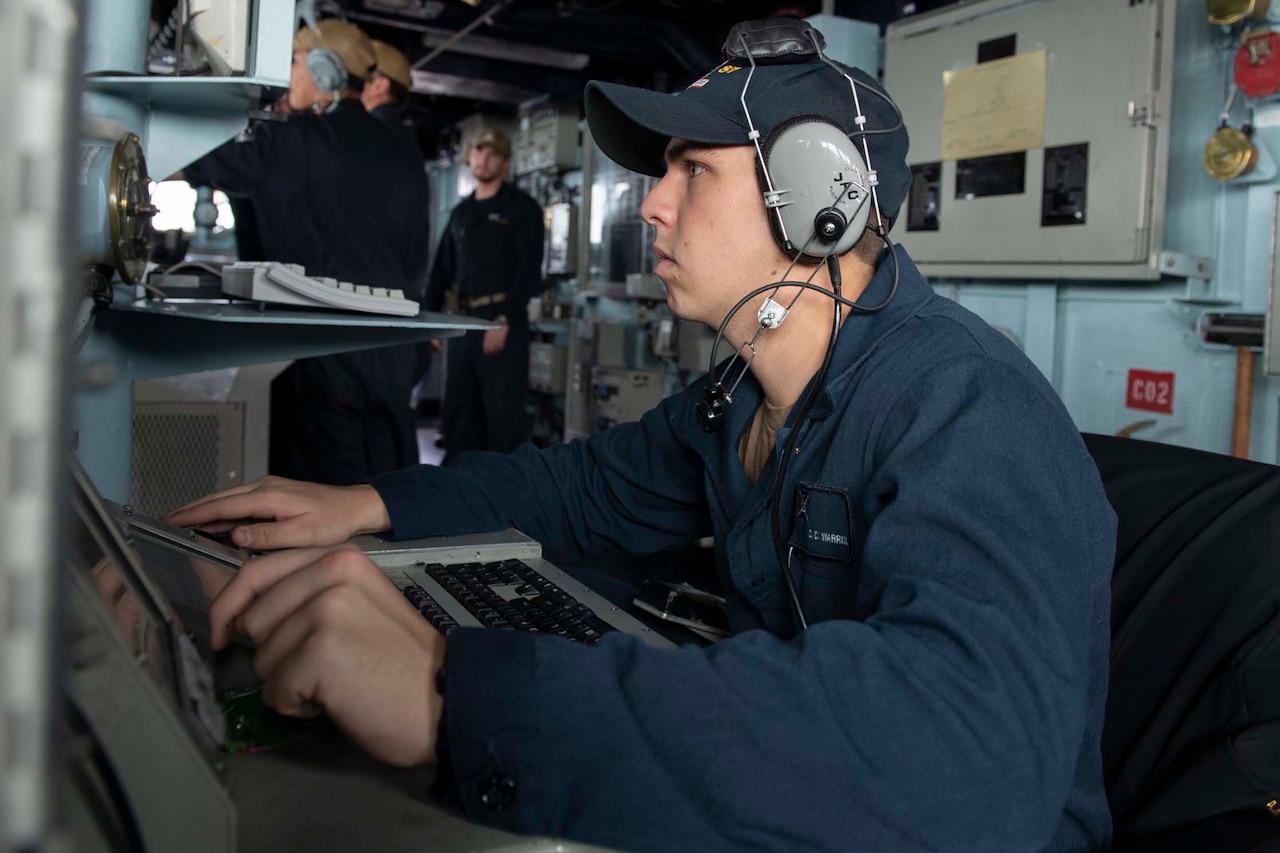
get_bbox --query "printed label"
[1125,369,1175,414]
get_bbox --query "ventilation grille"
[131,402,245,517]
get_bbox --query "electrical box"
[677,320,716,374]
[584,130,656,288]
[514,101,580,175]
[529,342,568,394]
[592,368,666,429]
[544,202,577,275]
[188,0,252,76]
[625,273,665,300]
[595,321,638,368]
[884,0,1178,279]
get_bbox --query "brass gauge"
[1208,0,1273,26]
[1204,125,1258,181]
[107,133,156,283]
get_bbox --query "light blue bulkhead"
[931,0,1280,462]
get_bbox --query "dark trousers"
[269,346,418,486]
[441,324,530,463]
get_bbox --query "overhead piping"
[346,11,589,70]
[411,0,516,70]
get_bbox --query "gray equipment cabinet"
[885,0,1179,279]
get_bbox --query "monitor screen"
[70,500,180,706]
[126,534,237,658]
[69,469,251,747]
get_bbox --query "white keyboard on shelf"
[220,261,420,317]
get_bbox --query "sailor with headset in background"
[170,18,1117,853]
[362,39,422,159]
[184,19,430,486]
[360,39,437,395]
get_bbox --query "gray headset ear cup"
[761,115,872,261]
[306,47,348,95]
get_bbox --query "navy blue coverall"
[186,98,429,485]
[370,249,1117,853]
[367,103,435,385]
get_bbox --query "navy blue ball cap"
[585,24,912,220]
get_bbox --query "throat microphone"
[697,383,730,433]
[697,295,790,433]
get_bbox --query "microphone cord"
[703,231,900,630]
[768,255,841,632]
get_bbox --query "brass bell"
[1203,123,1259,181]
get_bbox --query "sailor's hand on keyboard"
[209,543,445,767]
[165,476,392,551]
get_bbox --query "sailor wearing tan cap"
[287,19,377,114]
[425,127,545,461]
[362,39,417,156]
[362,39,433,396]
[184,21,430,485]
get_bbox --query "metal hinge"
[1128,96,1157,128]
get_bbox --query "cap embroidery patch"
[718,64,742,74]
[687,78,710,89]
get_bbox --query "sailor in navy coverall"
[171,20,1117,853]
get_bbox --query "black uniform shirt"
[369,103,431,301]
[425,182,544,320]
[185,98,429,294]
[370,104,423,163]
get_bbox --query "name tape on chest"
[788,483,855,562]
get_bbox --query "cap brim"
[585,81,748,178]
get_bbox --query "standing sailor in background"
[425,129,545,461]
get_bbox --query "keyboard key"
[404,561,617,646]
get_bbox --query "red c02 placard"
[1126,369,1175,414]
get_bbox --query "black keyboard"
[401,559,616,645]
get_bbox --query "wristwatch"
[432,664,454,787]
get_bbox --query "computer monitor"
[64,462,237,851]
[188,0,253,76]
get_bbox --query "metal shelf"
[77,301,496,502]
[83,75,290,177]
[111,299,487,327]
[89,300,495,381]
[85,75,286,114]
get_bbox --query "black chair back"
[1084,434,1280,851]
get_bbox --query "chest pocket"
[788,482,862,579]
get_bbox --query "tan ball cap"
[293,20,376,79]
[474,128,512,159]
[371,40,412,89]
